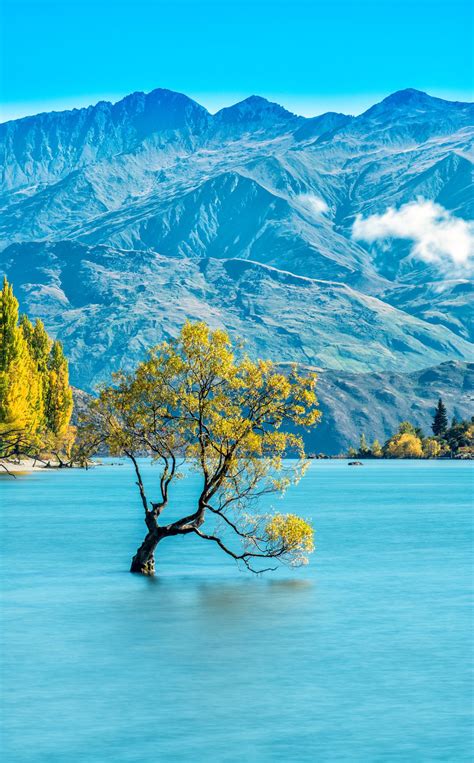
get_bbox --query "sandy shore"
[0,458,62,475]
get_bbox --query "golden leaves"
[82,320,320,570]
[387,432,423,458]
[90,320,321,465]
[265,513,315,566]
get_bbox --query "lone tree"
[432,398,448,437]
[81,322,320,575]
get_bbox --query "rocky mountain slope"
[311,360,474,454]
[70,361,473,456]
[0,88,472,437]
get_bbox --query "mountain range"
[0,87,473,450]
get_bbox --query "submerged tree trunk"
[130,531,160,575]
[130,512,162,576]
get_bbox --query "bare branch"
[0,461,16,478]
[192,527,283,573]
[125,451,149,514]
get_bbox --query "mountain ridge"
[0,86,472,407]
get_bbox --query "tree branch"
[125,451,149,514]
[0,461,16,478]
[192,527,281,573]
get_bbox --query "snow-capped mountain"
[0,87,472,395]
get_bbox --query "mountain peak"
[214,96,298,124]
[361,89,436,117]
[114,87,210,118]
[362,88,473,118]
[382,88,430,106]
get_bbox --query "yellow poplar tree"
[371,439,383,458]
[0,278,41,431]
[20,314,50,429]
[45,340,73,438]
[1,277,74,461]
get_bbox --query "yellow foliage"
[94,321,320,468]
[265,513,315,565]
[422,437,441,458]
[0,279,41,431]
[387,432,423,458]
[46,346,74,437]
[0,278,73,457]
[83,321,321,571]
[371,439,383,458]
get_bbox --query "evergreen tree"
[445,419,472,453]
[359,433,369,455]
[432,398,448,437]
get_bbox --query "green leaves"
[82,321,320,571]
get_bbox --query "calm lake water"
[1,460,473,762]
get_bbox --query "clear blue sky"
[1,0,472,121]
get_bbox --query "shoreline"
[1,455,470,477]
[0,458,75,475]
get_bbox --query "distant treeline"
[0,277,74,464]
[349,399,474,459]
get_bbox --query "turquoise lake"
[1,460,473,762]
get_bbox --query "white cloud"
[297,194,329,217]
[352,200,474,274]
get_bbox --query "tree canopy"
[81,321,320,574]
[386,431,423,458]
[0,277,73,465]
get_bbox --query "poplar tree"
[19,313,34,349]
[26,317,51,371]
[0,277,74,461]
[371,439,383,458]
[45,340,73,437]
[21,315,52,429]
[0,278,40,430]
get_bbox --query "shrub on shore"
[349,400,473,459]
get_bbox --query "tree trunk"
[130,512,162,576]
[130,530,160,575]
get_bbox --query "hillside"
[0,87,472,420]
[71,361,473,456]
[311,360,474,454]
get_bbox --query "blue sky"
[1,0,472,122]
